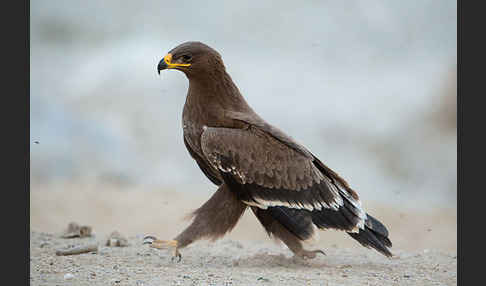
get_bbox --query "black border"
[27,0,30,283]
[7,0,29,284]
[459,0,485,284]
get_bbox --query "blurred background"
[30,0,456,252]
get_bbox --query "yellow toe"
[150,239,178,249]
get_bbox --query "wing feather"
[201,126,347,213]
[183,136,222,185]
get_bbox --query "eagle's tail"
[258,206,393,258]
[347,214,393,257]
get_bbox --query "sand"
[30,184,457,285]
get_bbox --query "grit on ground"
[30,183,456,285]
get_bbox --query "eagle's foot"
[297,249,326,260]
[143,236,181,262]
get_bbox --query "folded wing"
[200,125,367,233]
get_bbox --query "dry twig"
[55,243,98,256]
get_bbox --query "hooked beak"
[157,59,167,75]
[157,53,191,75]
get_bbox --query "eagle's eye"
[181,54,192,62]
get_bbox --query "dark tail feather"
[347,214,393,257]
[266,207,315,241]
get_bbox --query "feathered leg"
[251,207,325,259]
[144,183,247,261]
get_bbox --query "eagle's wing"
[200,125,367,232]
[183,136,222,186]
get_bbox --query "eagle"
[144,41,392,261]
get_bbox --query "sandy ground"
[30,183,457,285]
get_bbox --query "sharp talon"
[315,249,326,256]
[171,253,182,263]
[143,235,157,245]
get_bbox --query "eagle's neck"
[184,71,253,127]
[182,70,254,155]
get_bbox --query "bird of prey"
[144,41,392,261]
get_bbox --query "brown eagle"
[144,41,392,261]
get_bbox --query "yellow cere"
[164,53,191,68]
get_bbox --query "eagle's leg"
[251,207,325,259]
[144,184,247,261]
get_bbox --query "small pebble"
[40,241,50,248]
[106,231,128,247]
[64,273,74,280]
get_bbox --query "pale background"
[30,0,456,253]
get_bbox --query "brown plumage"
[144,41,392,261]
